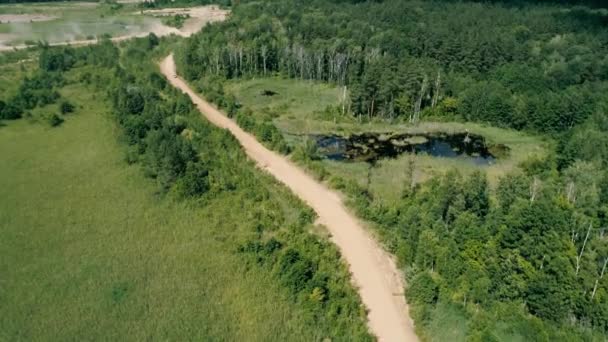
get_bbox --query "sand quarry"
[137,6,229,36]
[0,5,229,50]
[0,14,58,24]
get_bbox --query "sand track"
[160,54,419,342]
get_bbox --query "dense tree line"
[318,157,607,339]
[176,0,608,339]
[178,0,608,168]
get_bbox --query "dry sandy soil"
[160,54,419,342]
[138,5,229,36]
[0,14,57,23]
[0,5,228,51]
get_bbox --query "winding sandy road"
[160,54,418,342]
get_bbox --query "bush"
[39,46,76,72]
[60,101,75,114]
[276,248,315,294]
[175,162,210,197]
[48,113,64,127]
[408,272,439,305]
[162,14,189,29]
[1,102,23,120]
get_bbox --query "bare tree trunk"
[566,181,576,204]
[576,223,592,275]
[412,75,428,123]
[540,255,546,270]
[238,46,243,77]
[298,46,304,80]
[214,48,220,75]
[431,70,441,108]
[591,257,608,299]
[342,85,347,115]
[261,45,267,76]
[530,177,541,202]
[317,53,323,80]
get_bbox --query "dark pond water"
[314,132,509,165]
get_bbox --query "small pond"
[314,132,509,165]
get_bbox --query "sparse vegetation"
[47,112,63,126]
[162,13,189,29]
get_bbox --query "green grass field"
[0,67,369,340]
[225,76,345,122]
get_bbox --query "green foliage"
[175,161,209,197]
[233,109,291,154]
[408,272,439,305]
[178,0,608,170]
[39,46,76,72]
[0,101,22,120]
[162,14,189,29]
[59,100,75,114]
[47,113,64,127]
[294,133,603,339]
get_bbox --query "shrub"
[407,271,439,305]
[175,162,210,197]
[60,101,75,114]
[1,102,23,120]
[48,113,64,127]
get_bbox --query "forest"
[178,0,608,166]
[1,0,607,340]
[176,0,608,340]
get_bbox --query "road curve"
[160,54,418,342]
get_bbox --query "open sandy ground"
[160,54,419,342]
[0,14,57,23]
[0,5,228,51]
[137,5,228,36]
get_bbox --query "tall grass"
[0,71,370,340]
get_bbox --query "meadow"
[0,54,370,340]
[225,77,344,122]
[223,76,549,202]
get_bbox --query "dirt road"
[160,54,418,342]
